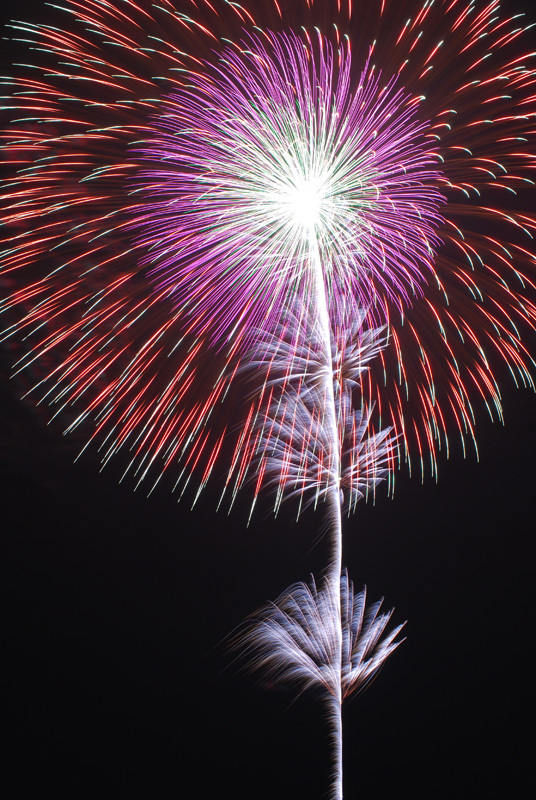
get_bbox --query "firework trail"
[1,2,536,798]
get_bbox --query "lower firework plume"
[1,1,536,798]
[238,573,405,800]
[240,573,405,703]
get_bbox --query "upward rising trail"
[308,222,344,800]
[235,208,401,798]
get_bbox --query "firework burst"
[1,2,536,799]
[2,1,535,494]
[238,572,405,701]
[131,31,444,337]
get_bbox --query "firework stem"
[327,690,343,800]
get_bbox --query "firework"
[1,2,536,799]
[239,572,405,701]
[237,571,405,796]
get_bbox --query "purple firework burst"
[131,30,445,349]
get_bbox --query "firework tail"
[236,287,398,798]
[308,226,343,800]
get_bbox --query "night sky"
[1,2,534,798]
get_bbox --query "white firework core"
[285,175,325,232]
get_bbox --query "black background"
[1,2,534,798]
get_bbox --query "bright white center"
[288,178,324,230]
